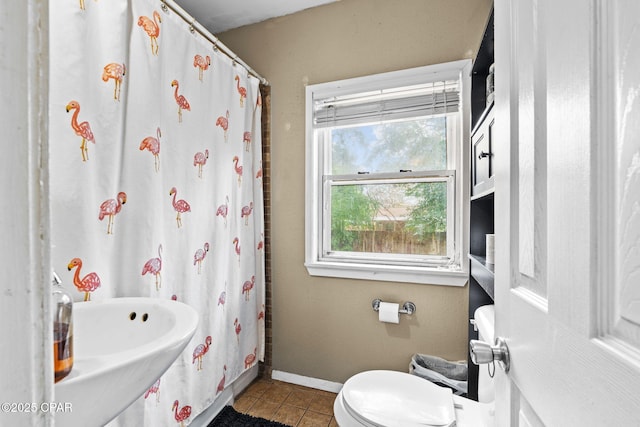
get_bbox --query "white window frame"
[322,170,456,264]
[304,60,471,286]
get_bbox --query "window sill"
[304,260,468,286]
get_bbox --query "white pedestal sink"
[54,297,198,427]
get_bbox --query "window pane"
[330,116,447,175]
[330,181,447,256]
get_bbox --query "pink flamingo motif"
[65,100,95,162]
[258,304,265,321]
[169,187,191,228]
[193,149,209,178]
[244,348,257,369]
[172,400,191,427]
[144,378,161,403]
[243,131,252,152]
[218,290,226,309]
[232,156,243,186]
[257,233,264,251]
[192,336,212,371]
[193,242,210,274]
[216,365,227,394]
[235,75,247,107]
[67,258,101,301]
[256,161,263,180]
[102,63,126,101]
[232,237,241,262]
[139,127,161,172]
[171,79,190,123]
[242,275,255,301]
[215,110,229,142]
[216,196,229,227]
[138,11,162,55]
[193,54,211,81]
[241,202,254,226]
[234,318,241,343]
[141,244,163,290]
[99,192,127,235]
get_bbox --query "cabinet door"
[471,109,494,196]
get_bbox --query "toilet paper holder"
[372,299,416,316]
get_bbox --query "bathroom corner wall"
[219,0,493,383]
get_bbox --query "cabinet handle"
[478,151,492,159]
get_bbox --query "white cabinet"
[471,106,494,197]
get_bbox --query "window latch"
[357,171,370,174]
[400,169,412,173]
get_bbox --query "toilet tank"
[474,304,495,403]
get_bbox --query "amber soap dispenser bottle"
[52,272,73,382]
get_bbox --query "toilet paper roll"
[378,302,400,324]
[486,234,495,265]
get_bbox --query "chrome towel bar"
[371,298,416,316]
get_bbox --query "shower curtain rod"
[160,0,270,86]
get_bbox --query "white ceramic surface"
[334,306,497,427]
[341,370,455,427]
[55,297,198,427]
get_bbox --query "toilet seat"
[340,370,456,427]
[334,370,495,427]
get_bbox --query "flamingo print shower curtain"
[49,0,265,425]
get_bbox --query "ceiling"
[174,0,339,34]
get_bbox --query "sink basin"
[55,297,198,427]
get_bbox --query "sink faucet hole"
[142,313,149,322]
[129,312,137,320]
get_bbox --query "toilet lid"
[341,370,456,427]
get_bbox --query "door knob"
[469,337,510,372]
[478,151,492,159]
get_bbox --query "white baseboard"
[271,370,343,393]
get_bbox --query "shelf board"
[468,254,494,300]
[469,254,494,273]
[471,187,494,202]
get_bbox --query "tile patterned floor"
[234,378,339,427]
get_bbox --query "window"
[305,61,471,285]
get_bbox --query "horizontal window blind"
[313,80,459,128]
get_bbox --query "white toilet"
[333,305,495,427]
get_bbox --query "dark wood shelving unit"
[469,254,494,300]
[471,10,495,130]
[467,7,495,402]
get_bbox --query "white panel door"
[493,0,640,425]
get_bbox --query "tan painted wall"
[219,0,493,383]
